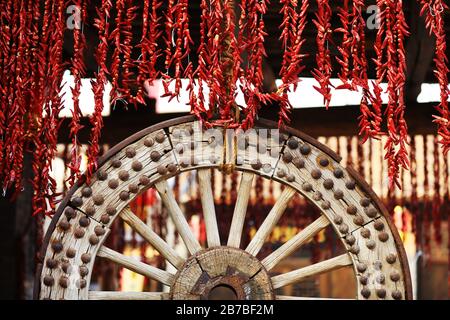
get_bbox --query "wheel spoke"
[155,180,202,254]
[227,172,254,248]
[245,187,295,256]
[97,246,175,286]
[197,169,220,247]
[120,207,184,269]
[89,291,169,300]
[271,254,352,289]
[276,295,351,300]
[262,215,330,271]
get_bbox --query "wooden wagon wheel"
[35,116,412,300]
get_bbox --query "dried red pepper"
[419,0,450,154]
[312,0,333,109]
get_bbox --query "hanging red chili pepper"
[121,0,138,102]
[240,0,277,129]
[312,0,333,109]
[86,0,113,181]
[384,0,410,190]
[275,0,309,128]
[161,0,193,103]
[68,0,87,187]
[32,0,66,216]
[419,0,450,154]
[336,0,351,89]
[138,0,162,103]
[110,0,125,103]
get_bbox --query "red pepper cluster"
[275,0,309,128]
[86,0,114,181]
[68,0,87,187]
[0,0,66,216]
[370,0,410,190]
[1,1,450,216]
[420,0,450,154]
[312,0,333,110]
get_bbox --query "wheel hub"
[170,247,274,300]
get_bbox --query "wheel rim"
[35,116,412,300]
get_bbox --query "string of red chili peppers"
[86,0,113,181]
[383,0,410,190]
[419,0,450,154]
[276,0,309,128]
[32,0,66,216]
[68,0,87,187]
[138,0,162,103]
[312,0,333,110]
[240,0,276,129]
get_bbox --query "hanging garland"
[0,0,449,216]
[383,0,410,190]
[419,0,450,154]
[86,0,113,180]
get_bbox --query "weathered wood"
[120,207,184,269]
[89,291,169,300]
[155,180,202,254]
[227,172,254,248]
[97,246,175,286]
[271,254,353,289]
[197,169,221,247]
[245,187,296,256]
[262,215,330,271]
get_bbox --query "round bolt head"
[150,151,161,162]
[311,169,322,179]
[85,206,95,216]
[125,147,136,158]
[386,253,397,264]
[361,288,371,299]
[97,170,108,181]
[391,290,402,300]
[323,179,334,190]
[292,157,305,169]
[347,204,358,216]
[300,144,311,155]
[360,228,371,238]
[139,176,150,185]
[108,179,119,189]
[282,152,293,163]
[287,138,299,149]
[71,197,83,207]
[378,232,389,242]
[376,289,386,299]
[111,159,122,168]
[118,170,129,181]
[79,216,90,227]
[333,216,343,225]
[93,194,104,206]
[43,275,54,286]
[144,137,155,147]
[81,253,91,264]
[106,206,117,216]
[81,187,92,198]
[51,241,63,253]
[333,168,344,178]
[100,214,111,224]
[345,180,356,190]
[132,161,143,171]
